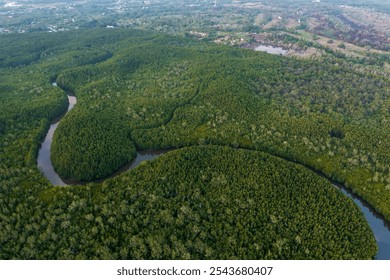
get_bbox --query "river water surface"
[37,94,76,186]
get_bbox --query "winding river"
[37,84,390,259]
[36,93,77,186]
[37,84,166,186]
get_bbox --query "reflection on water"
[37,95,76,186]
[333,184,390,260]
[124,150,166,171]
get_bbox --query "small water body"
[254,45,288,55]
[37,83,389,259]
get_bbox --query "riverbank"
[36,83,388,259]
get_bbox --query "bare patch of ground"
[254,13,264,26]
[340,5,390,36]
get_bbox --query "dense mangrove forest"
[0,28,388,259]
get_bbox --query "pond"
[254,45,288,55]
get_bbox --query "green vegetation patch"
[3,146,377,259]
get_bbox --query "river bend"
[36,86,390,259]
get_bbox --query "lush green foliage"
[0,28,388,259]
[0,146,377,259]
[51,110,136,181]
